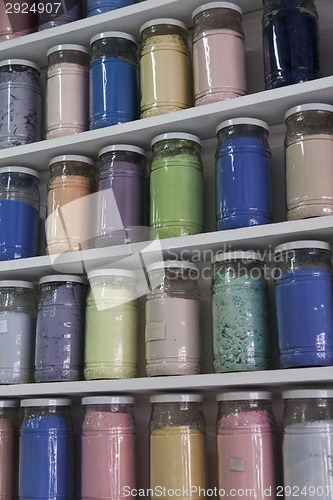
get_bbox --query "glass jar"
[145,261,201,376]
[0,2,37,41]
[38,0,81,30]
[262,0,320,90]
[46,155,97,254]
[0,281,37,384]
[81,396,136,500]
[140,19,192,118]
[212,251,271,372]
[192,2,246,105]
[85,269,139,379]
[274,240,333,368]
[282,389,333,498]
[19,398,73,500]
[86,0,135,17]
[216,392,277,498]
[0,167,40,261]
[216,118,272,230]
[35,274,88,383]
[150,133,204,238]
[89,32,139,129]
[150,394,206,500]
[46,45,90,139]
[95,144,148,246]
[0,59,41,149]
[285,104,333,220]
[0,400,19,500]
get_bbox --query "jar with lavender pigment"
[0,59,41,149]
[212,251,271,372]
[35,274,88,382]
[38,0,81,30]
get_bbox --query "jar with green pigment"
[150,132,204,239]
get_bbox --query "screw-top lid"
[0,166,39,179]
[274,240,331,254]
[216,118,269,134]
[39,274,87,286]
[150,394,202,403]
[217,391,272,401]
[87,269,137,280]
[151,132,201,147]
[82,396,134,405]
[140,18,187,35]
[213,251,263,263]
[0,281,35,289]
[285,103,333,120]
[193,2,242,19]
[0,59,39,72]
[282,389,333,399]
[146,261,197,273]
[47,44,90,57]
[99,144,146,158]
[0,400,19,408]
[49,155,95,167]
[20,398,71,407]
[90,32,136,46]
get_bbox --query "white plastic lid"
[82,396,134,405]
[216,117,269,134]
[99,144,146,157]
[285,103,333,120]
[0,281,35,289]
[0,59,39,72]
[151,132,201,147]
[90,32,137,46]
[47,44,90,57]
[39,274,87,286]
[193,2,242,19]
[140,18,187,35]
[217,391,272,401]
[49,155,95,167]
[150,394,203,403]
[20,398,71,407]
[213,251,263,263]
[274,240,331,254]
[0,166,39,179]
[147,261,198,273]
[283,389,333,399]
[0,400,18,408]
[87,269,137,280]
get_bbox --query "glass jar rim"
[0,59,40,72]
[140,18,187,35]
[192,2,243,20]
[82,396,134,405]
[0,400,19,408]
[150,394,202,403]
[151,132,201,147]
[99,144,146,158]
[87,269,137,280]
[274,240,331,255]
[47,44,90,57]
[20,398,72,407]
[216,118,269,134]
[217,391,272,401]
[0,280,35,290]
[39,274,87,286]
[0,166,39,179]
[90,31,137,46]
[49,155,95,167]
[285,103,333,121]
[213,251,263,264]
[283,389,333,399]
[147,260,198,273]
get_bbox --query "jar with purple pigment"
[95,144,148,246]
[38,0,81,30]
[34,274,88,382]
[0,59,41,149]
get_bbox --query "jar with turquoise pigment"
[150,133,204,239]
[0,281,37,384]
[216,118,272,230]
[0,166,40,261]
[19,398,73,500]
[212,251,271,372]
[89,32,139,129]
[87,0,135,17]
[274,240,333,368]
[262,0,320,89]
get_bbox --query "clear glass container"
[212,251,271,372]
[85,269,139,379]
[86,0,135,17]
[192,2,246,105]
[274,241,333,368]
[0,166,40,260]
[46,45,90,139]
[140,19,192,118]
[38,0,81,30]
[285,104,333,220]
[0,281,37,384]
[0,3,37,41]
[145,261,201,376]
[149,394,206,500]
[46,155,97,254]
[150,133,204,239]
[81,396,136,499]
[0,400,19,500]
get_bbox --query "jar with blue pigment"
[19,398,73,500]
[0,167,40,261]
[216,118,272,230]
[262,0,321,90]
[274,241,333,368]
[87,0,135,17]
[89,32,139,130]
[0,59,41,148]
[212,251,271,373]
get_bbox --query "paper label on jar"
[229,458,245,472]
[145,322,166,342]
[0,320,7,334]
